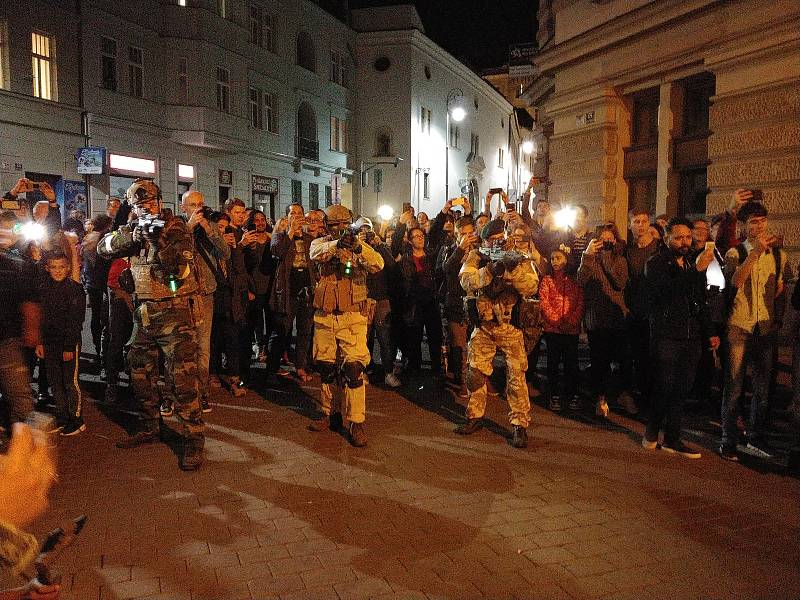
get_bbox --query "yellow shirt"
[726,240,786,334]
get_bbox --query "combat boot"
[349,422,367,447]
[179,434,205,471]
[511,426,528,449]
[454,418,482,435]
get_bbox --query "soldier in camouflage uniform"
[306,204,384,447]
[98,179,205,471]
[456,219,539,448]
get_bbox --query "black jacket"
[438,242,468,321]
[643,249,711,341]
[40,277,86,350]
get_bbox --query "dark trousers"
[623,316,651,397]
[368,298,396,374]
[645,337,701,446]
[87,287,107,355]
[0,338,34,423]
[406,298,442,372]
[104,294,133,386]
[587,328,624,397]
[44,342,81,422]
[544,332,579,396]
[211,312,241,378]
[268,293,314,374]
[247,293,272,348]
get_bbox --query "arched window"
[375,129,392,157]
[296,31,316,72]
[297,102,318,160]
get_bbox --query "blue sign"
[56,180,88,219]
[76,146,106,174]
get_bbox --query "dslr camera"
[136,213,166,240]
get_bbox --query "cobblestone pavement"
[25,351,798,600]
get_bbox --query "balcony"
[296,136,319,161]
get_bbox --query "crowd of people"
[1,175,799,469]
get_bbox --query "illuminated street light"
[450,106,466,122]
[377,204,394,222]
[445,88,467,200]
[521,140,534,154]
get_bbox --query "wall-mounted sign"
[252,175,278,194]
[56,180,88,218]
[509,42,536,78]
[219,169,232,185]
[575,111,596,127]
[76,147,106,175]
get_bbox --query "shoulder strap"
[735,243,747,264]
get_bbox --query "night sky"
[348,0,539,71]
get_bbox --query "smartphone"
[505,204,516,212]
[749,189,763,203]
[705,241,715,252]
[488,187,503,195]
[31,182,42,190]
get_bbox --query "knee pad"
[466,368,487,393]
[317,362,337,384]
[342,361,365,389]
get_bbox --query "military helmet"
[126,178,162,205]
[324,203,352,226]
[353,216,373,231]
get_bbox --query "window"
[325,185,332,205]
[376,131,391,157]
[100,37,117,91]
[249,87,262,129]
[330,116,347,152]
[178,57,188,105]
[0,20,8,89]
[330,50,347,87]
[468,133,480,160]
[449,124,459,148]
[31,32,55,100]
[679,168,708,216]
[309,183,319,210]
[498,147,504,168]
[127,46,143,98]
[264,92,277,133]
[216,67,230,113]
[630,88,659,146]
[217,0,226,18]
[682,76,714,137]
[178,0,186,6]
[423,172,430,199]
[420,106,431,134]
[249,5,273,50]
[291,179,302,201]
[297,31,315,72]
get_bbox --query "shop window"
[31,32,55,100]
[100,37,117,91]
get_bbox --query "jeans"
[368,298,396,374]
[721,324,776,448]
[0,338,34,423]
[645,337,701,446]
[44,342,81,421]
[544,332,579,397]
[623,316,651,397]
[406,297,442,373]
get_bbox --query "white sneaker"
[384,373,401,388]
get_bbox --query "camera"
[602,241,615,251]
[200,206,216,220]
[136,213,166,239]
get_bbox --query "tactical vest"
[313,247,368,313]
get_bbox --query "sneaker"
[454,418,482,435]
[641,436,657,450]
[60,419,86,437]
[660,441,701,459]
[349,422,367,447]
[568,395,581,411]
[511,425,528,449]
[116,429,160,449]
[745,439,776,459]
[384,372,401,388]
[719,445,739,462]
[160,402,174,417]
[201,398,212,414]
[618,391,639,415]
[595,396,609,418]
[549,396,562,412]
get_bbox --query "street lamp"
[445,88,466,201]
[521,140,534,155]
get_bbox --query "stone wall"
[707,79,800,265]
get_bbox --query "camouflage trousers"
[466,322,531,428]
[313,310,370,424]
[128,298,203,437]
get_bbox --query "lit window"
[178,164,194,180]
[100,37,117,91]
[264,92,277,133]
[178,57,188,104]
[31,32,55,100]
[330,50,347,87]
[128,46,143,98]
[498,147,504,168]
[109,154,156,175]
[423,172,430,199]
[0,20,10,89]
[249,87,263,129]
[178,0,187,5]
[420,106,431,134]
[216,67,230,113]
[330,116,347,152]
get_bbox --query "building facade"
[1,0,356,220]
[524,0,800,261]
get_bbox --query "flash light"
[377,205,394,222]
[15,222,46,241]
[554,207,577,230]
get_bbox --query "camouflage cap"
[126,178,162,205]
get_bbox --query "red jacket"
[540,271,584,335]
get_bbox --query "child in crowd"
[36,251,87,435]
[540,247,584,411]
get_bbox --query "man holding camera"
[307,205,384,447]
[98,179,205,471]
[456,219,538,448]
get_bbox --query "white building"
[1,0,356,220]
[352,6,518,218]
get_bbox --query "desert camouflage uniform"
[460,250,538,427]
